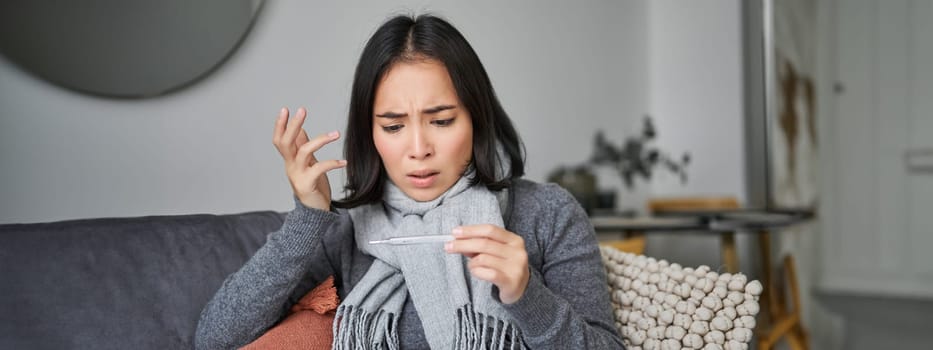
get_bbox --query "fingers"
[466,253,507,271]
[273,107,337,167]
[445,235,515,259]
[452,224,523,246]
[467,266,504,285]
[296,129,310,149]
[448,237,530,305]
[445,225,525,260]
[272,107,289,155]
[272,107,308,159]
[308,159,348,180]
[296,130,341,167]
[465,261,523,287]
[455,246,513,284]
[282,107,307,152]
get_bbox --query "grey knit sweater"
[195,179,624,349]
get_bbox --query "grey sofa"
[0,211,286,349]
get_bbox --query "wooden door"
[823,0,933,297]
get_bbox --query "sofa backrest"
[0,211,284,350]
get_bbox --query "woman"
[196,14,623,349]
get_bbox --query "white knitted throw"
[601,247,763,350]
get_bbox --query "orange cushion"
[241,276,339,350]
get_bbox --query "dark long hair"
[334,14,525,208]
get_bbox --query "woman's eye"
[382,124,403,133]
[433,118,455,127]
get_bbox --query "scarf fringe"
[333,304,522,350]
[455,304,522,350]
[332,305,400,350]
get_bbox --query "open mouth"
[407,170,439,188]
[409,172,437,178]
[408,170,439,178]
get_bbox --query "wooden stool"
[756,249,810,350]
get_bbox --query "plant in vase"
[548,115,691,215]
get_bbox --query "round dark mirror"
[0,0,263,98]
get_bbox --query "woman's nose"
[408,127,433,160]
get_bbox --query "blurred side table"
[649,197,741,273]
[589,215,706,255]
[590,207,814,350]
[656,209,814,350]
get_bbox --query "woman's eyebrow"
[422,105,456,114]
[375,105,456,118]
[375,111,406,119]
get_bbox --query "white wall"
[0,0,648,224]
[648,0,745,202]
[643,0,748,270]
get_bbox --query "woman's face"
[372,59,473,202]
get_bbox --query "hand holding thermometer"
[368,235,455,245]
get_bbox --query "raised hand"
[444,224,531,304]
[272,107,346,211]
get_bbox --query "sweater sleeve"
[194,199,342,350]
[502,186,625,349]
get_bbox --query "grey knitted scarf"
[336,172,522,349]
